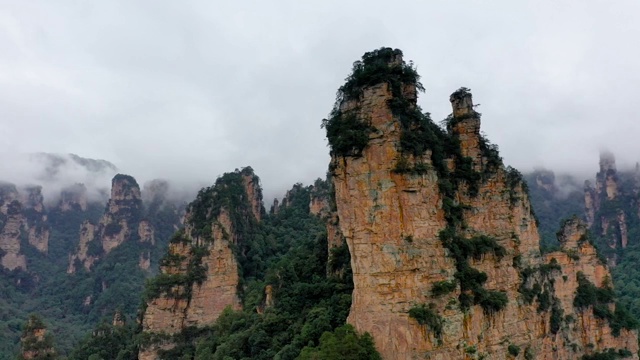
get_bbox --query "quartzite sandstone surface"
[139,168,263,360]
[329,51,638,359]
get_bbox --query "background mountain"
[0,155,187,358]
[526,152,640,325]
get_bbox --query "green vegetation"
[524,346,535,360]
[506,167,528,205]
[574,272,637,336]
[517,258,566,333]
[297,324,381,360]
[518,259,561,305]
[0,176,182,358]
[431,280,457,296]
[321,111,375,158]
[580,348,634,359]
[408,303,443,339]
[507,344,520,357]
[574,272,614,309]
[439,229,508,314]
[320,50,515,318]
[17,314,56,360]
[323,47,422,158]
[550,303,564,334]
[68,322,137,360]
[83,177,363,360]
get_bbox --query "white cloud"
[1,0,639,199]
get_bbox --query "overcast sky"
[2,0,640,200]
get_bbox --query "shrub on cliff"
[408,303,443,339]
[323,47,430,159]
[321,111,375,157]
[337,47,422,102]
[574,272,638,336]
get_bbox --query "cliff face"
[309,179,347,274]
[0,184,50,270]
[68,174,143,273]
[583,152,639,265]
[241,169,264,221]
[0,194,27,270]
[139,167,263,360]
[101,174,142,253]
[327,48,637,359]
[19,315,55,360]
[67,220,97,273]
[22,186,49,253]
[59,183,88,212]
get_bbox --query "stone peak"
[361,47,404,66]
[557,216,588,250]
[110,174,141,200]
[450,87,476,119]
[599,150,616,174]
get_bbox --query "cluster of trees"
[64,178,378,359]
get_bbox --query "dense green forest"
[0,185,181,358]
[66,176,379,359]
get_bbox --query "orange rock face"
[67,174,144,272]
[310,183,345,254]
[0,185,49,269]
[139,168,262,360]
[0,200,27,270]
[329,55,638,359]
[242,170,264,221]
[67,221,97,273]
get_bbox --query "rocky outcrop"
[583,152,637,262]
[270,198,280,214]
[67,174,143,272]
[101,174,141,253]
[113,310,125,327]
[19,315,56,360]
[67,221,97,273]
[584,180,597,227]
[585,151,619,229]
[241,167,264,221]
[138,220,155,244]
[139,168,263,360]
[0,199,27,270]
[598,151,618,200]
[0,184,51,269]
[0,183,24,270]
[309,179,346,265]
[22,186,49,253]
[59,183,88,212]
[327,49,637,359]
[533,169,557,194]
